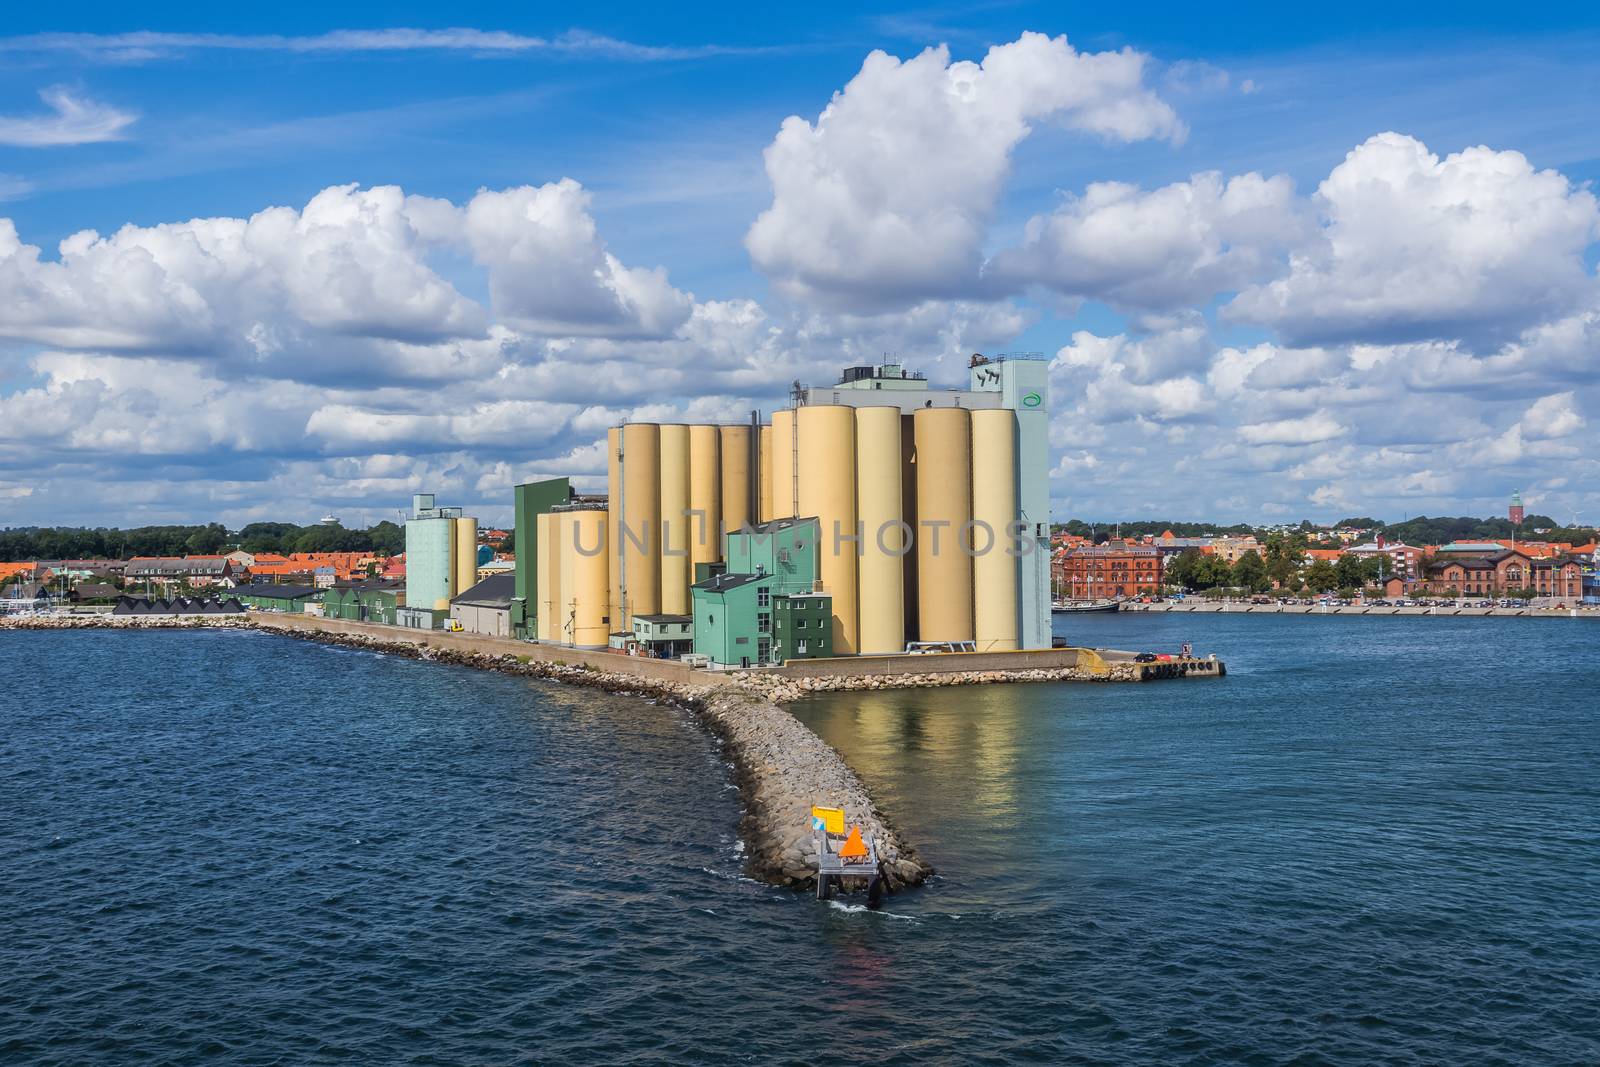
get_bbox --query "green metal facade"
[771,593,833,661]
[512,478,571,637]
[236,589,321,612]
[404,517,453,611]
[724,518,819,596]
[691,574,772,668]
[323,585,402,625]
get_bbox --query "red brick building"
[1421,549,1583,600]
[1054,545,1163,599]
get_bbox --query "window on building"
[758,613,770,633]
[796,618,806,628]
[797,640,807,654]
[757,588,770,607]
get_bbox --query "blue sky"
[1,4,1598,527]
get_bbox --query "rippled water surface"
[3,620,1598,1064]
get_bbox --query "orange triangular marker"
[839,825,868,859]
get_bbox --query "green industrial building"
[691,572,774,668]
[690,519,833,667]
[632,614,694,657]
[322,579,405,626]
[512,477,573,639]
[232,583,323,613]
[725,516,820,595]
[770,592,834,661]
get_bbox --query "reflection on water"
[4,620,1598,1064]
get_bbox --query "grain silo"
[452,516,478,599]
[567,509,610,647]
[619,422,661,623]
[719,424,753,535]
[535,511,561,642]
[556,511,578,644]
[606,427,622,629]
[688,424,721,568]
[854,406,906,654]
[758,424,774,522]
[658,424,691,615]
[797,404,859,655]
[913,406,973,643]
[770,409,796,520]
[971,409,1019,652]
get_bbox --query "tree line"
[1163,536,1388,595]
[0,521,405,562]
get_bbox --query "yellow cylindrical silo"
[607,427,622,629]
[658,424,691,615]
[720,424,752,536]
[557,511,578,644]
[453,516,478,600]
[569,509,610,647]
[771,409,796,520]
[914,406,974,643]
[536,511,561,641]
[855,407,905,655]
[798,405,859,655]
[688,424,721,569]
[620,422,661,624]
[901,413,919,642]
[758,424,774,522]
[971,409,1019,652]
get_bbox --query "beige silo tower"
[606,427,623,628]
[658,424,691,615]
[913,406,974,643]
[719,424,753,535]
[535,511,562,642]
[567,509,610,647]
[770,409,797,519]
[798,404,859,655]
[758,424,774,522]
[452,516,478,599]
[855,406,906,654]
[900,413,920,641]
[688,424,721,568]
[971,409,1019,652]
[619,422,661,623]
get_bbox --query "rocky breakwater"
[738,663,1138,704]
[699,686,932,893]
[0,614,251,631]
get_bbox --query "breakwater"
[1122,602,1597,618]
[2,612,929,894]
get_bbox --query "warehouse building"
[404,493,479,615]
[451,573,515,637]
[232,583,323,613]
[322,578,405,626]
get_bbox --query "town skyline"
[1,6,1597,528]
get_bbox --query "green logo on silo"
[1022,391,1042,408]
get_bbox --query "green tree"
[1232,549,1268,592]
[1304,560,1339,592]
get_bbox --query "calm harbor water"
[2,619,1597,1064]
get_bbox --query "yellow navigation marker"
[811,806,844,835]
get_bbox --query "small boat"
[1052,598,1120,614]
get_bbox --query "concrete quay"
[1120,602,1598,619]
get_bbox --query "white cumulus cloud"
[1227,132,1600,347]
[746,32,1183,310]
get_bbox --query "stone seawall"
[2,613,931,894]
